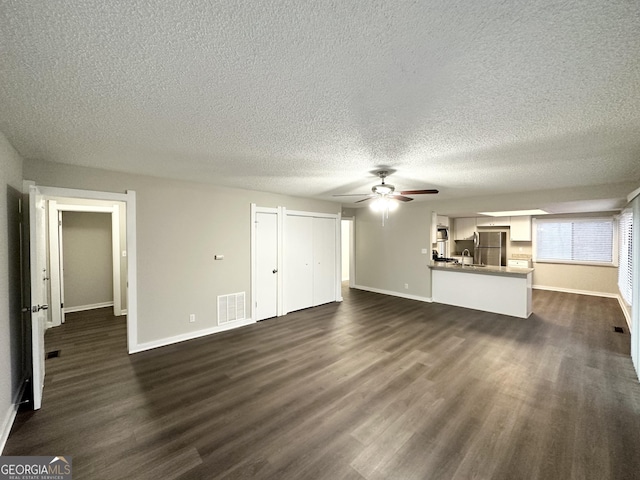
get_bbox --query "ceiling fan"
[333,170,439,203]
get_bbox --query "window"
[533,218,615,265]
[618,210,633,306]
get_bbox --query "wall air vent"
[217,292,246,325]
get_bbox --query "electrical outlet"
[404,283,409,289]
[189,314,195,323]
[421,248,427,254]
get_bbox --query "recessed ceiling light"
[477,209,549,217]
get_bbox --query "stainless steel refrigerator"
[474,231,507,266]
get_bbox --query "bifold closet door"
[313,216,336,306]
[285,215,314,313]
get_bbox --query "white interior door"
[29,186,48,410]
[285,215,314,313]
[256,212,278,321]
[313,217,337,306]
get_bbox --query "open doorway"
[25,183,137,410]
[48,199,127,327]
[341,217,355,288]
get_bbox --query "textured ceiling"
[1,0,639,207]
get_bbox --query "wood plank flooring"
[5,287,640,479]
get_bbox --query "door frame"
[250,205,341,321]
[30,185,138,353]
[250,205,284,321]
[341,216,355,288]
[48,201,124,327]
[283,208,342,312]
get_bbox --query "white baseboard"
[64,301,114,314]
[616,295,633,331]
[121,309,128,315]
[130,317,256,354]
[1,378,27,454]
[532,285,618,299]
[353,284,432,303]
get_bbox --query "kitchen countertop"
[428,261,534,278]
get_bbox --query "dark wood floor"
[5,287,640,479]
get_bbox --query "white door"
[256,212,278,321]
[285,215,314,313]
[29,186,48,410]
[313,217,336,306]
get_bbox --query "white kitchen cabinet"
[454,217,477,240]
[507,259,531,268]
[437,215,450,227]
[476,216,511,227]
[509,215,532,241]
[285,214,337,313]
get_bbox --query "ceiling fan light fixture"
[373,184,394,195]
[370,196,398,225]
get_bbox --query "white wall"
[532,263,618,295]
[0,133,24,451]
[62,212,113,309]
[24,159,339,346]
[354,201,431,300]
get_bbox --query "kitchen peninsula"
[429,262,534,318]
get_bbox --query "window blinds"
[618,211,633,306]
[535,218,614,264]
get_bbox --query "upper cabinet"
[453,217,477,240]
[437,215,450,227]
[509,215,532,241]
[476,216,511,227]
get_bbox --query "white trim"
[250,203,257,322]
[286,209,336,219]
[130,318,255,353]
[0,379,26,454]
[111,205,121,316]
[125,190,137,353]
[25,184,137,354]
[54,204,115,213]
[48,201,62,327]
[64,301,114,313]
[353,284,433,303]
[281,207,288,315]
[617,295,632,331]
[277,206,285,316]
[121,309,128,315]
[532,284,618,298]
[49,202,123,318]
[336,211,343,302]
[347,217,355,289]
[627,185,640,203]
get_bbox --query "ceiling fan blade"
[332,193,370,197]
[392,195,414,202]
[355,197,373,203]
[399,189,439,195]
